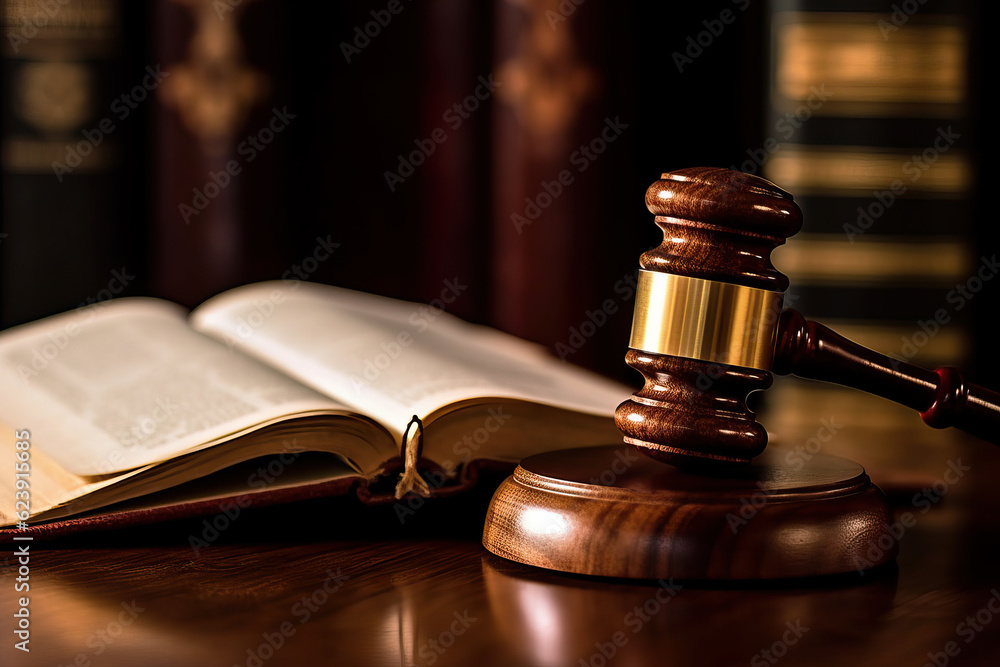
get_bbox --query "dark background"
[1,0,995,386]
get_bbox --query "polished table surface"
[4,405,1000,667]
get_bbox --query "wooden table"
[4,415,1000,667]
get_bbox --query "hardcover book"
[0,281,628,538]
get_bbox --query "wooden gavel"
[615,167,1000,468]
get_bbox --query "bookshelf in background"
[487,0,649,380]
[150,0,292,310]
[488,0,605,353]
[758,0,979,469]
[0,0,145,327]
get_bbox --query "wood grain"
[619,167,798,467]
[642,167,802,291]
[3,432,1000,667]
[621,167,1000,467]
[615,349,772,466]
[483,445,896,580]
[775,309,1000,444]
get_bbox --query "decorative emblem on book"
[495,0,599,156]
[14,62,94,133]
[158,0,269,156]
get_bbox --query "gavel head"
[614,167,803,468]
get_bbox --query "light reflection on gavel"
[614,167,1000,469]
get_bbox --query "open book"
[0,281,629,535]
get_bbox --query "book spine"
[414,0,492,324]
[487,0,639,375]
[0,0,142,326]
[761,0,977,372]
[149,0,289,308]
[756,0,986,457]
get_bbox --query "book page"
[0,298,353,476]
[0,415,388,527]
[189,281,630,435]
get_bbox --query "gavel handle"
[773,309,1000,444]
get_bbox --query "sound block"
[482,445,896,580]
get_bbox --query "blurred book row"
[1,0,993,392]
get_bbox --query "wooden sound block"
[482,445,896,580]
